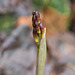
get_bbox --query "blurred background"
[0,0,75,75]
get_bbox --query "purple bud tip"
[32,10,36,15]
[33,28,37,34]
[36,11,40,17]
[40,23,44,29]
[35,21,39,26]
[32,15,36,22]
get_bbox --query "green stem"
[36,46,39,75]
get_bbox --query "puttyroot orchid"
[32,10,46,75]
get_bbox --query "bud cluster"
[32,10,44,43]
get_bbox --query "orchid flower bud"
[33,28,39,43]
[32,10,36,15]
[40,23,44,37]
[36,25,41,34]
[32,15,36,25]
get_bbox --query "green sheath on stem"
[36,28,46,75]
